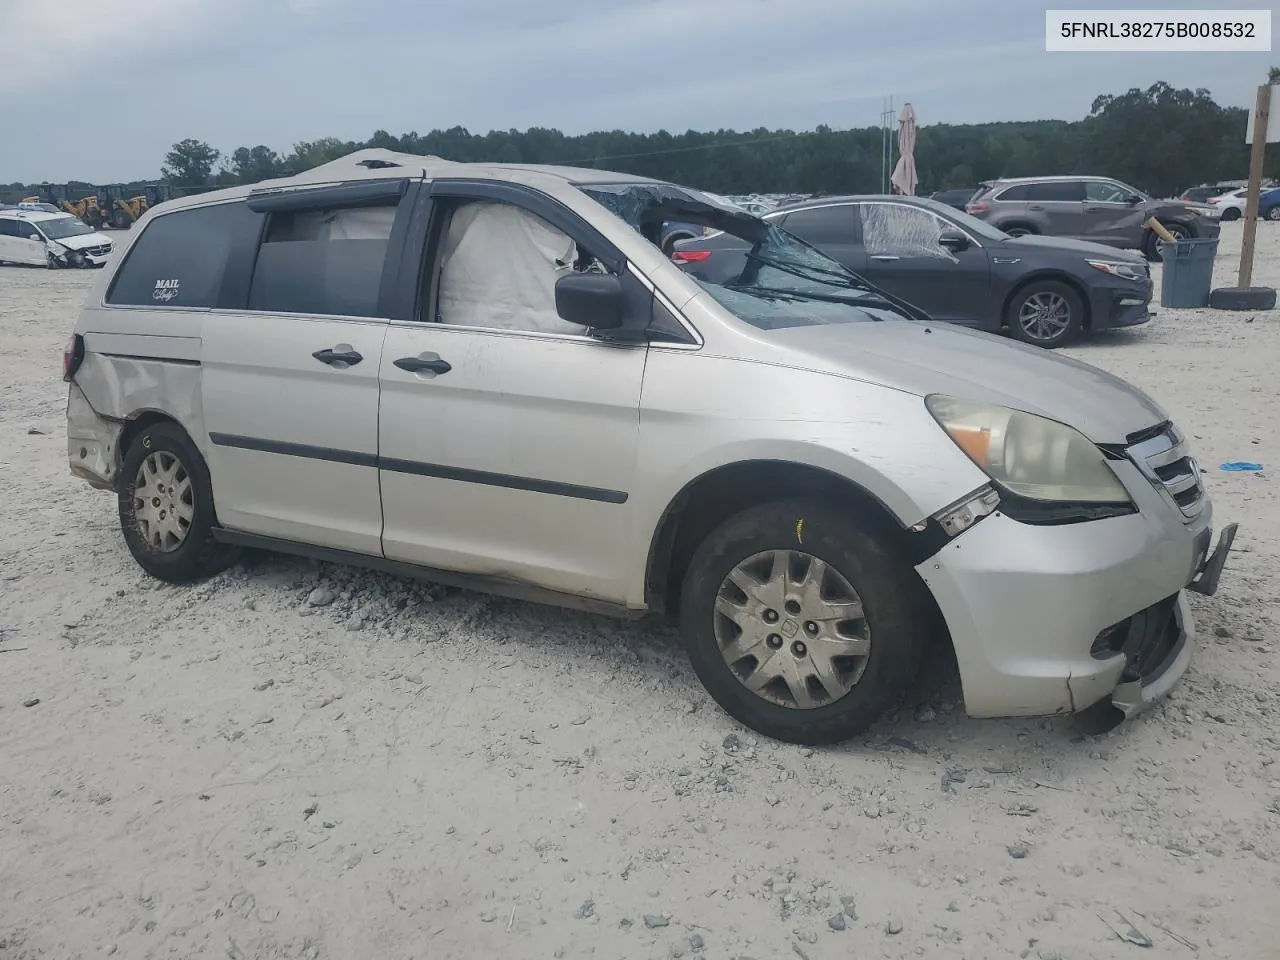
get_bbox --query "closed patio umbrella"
[890,103,918,196]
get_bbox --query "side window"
[779,206,853,245]
[858,203,953,260]
[106,201,259,308]
[248,204,396,317]
[0,219,16,237]
[431,200,611,335]
[1025,181,1085,202]
[1085,181,1129,203]
[995,184,1031,201]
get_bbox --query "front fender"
[629,350,989,604]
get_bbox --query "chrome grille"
[1126,423,1205,520]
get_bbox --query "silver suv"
[967,176,1219,261]
[63,150,1237,744]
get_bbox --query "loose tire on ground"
[1006,279,1084,348]
[678,499,929,745]
[1208,286,1277,311]
[118,421,238,583]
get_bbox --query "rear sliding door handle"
[312,345,363,366]
[394,354,452,375]
[869,254,900,261]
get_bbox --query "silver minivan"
[63,150,1237,744]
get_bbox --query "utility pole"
[1237,82,1270,289]
[1211,72,1277,310]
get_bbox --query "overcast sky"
[0,0,1273,183]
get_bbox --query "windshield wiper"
[743,251,931,322]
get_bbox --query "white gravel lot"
[1,221,1278,960]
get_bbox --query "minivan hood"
[764,319,1165,443]
[57,232,110,251]
[1005,234,1146,262]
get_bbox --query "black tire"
[1003,224,1036,238]
[1208,286,1277,311]
[111,210,130,229]
[46,253,63,269]
[1266,207,1280,222]
[1143,222,1189,261]
[1006,279,1084,348]
[1220,207,1241,222]
[678,500,929,745]
[117,421,238,583]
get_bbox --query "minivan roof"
[157,148,667,215]
[0,210,69,223]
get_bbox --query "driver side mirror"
[1125,194,1143,205]
[29,234,42,242]
[554,272,625,330]
[938,229,970,252]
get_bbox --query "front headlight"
[926,395,1131,504]
[1086,259,1145,281]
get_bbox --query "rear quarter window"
[778,206,854,245]
[106,201,261,308]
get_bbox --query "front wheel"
[678,500,929,745]
[118,421,238,583]
[1266,207,1280,221]
[1007,279,1083,348]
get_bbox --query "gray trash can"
[1159,238,1219,308]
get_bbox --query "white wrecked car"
[62,149,1237,744]
[0,210,114,268]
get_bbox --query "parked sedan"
[966,176,1219,261]
[672,195,1152,348]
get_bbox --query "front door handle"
[869,254,900,261]
[394,354,452,375]
[312,346,363,366]
[1028,204,1045,211]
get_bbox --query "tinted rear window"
[106,201,259,308]
[247,205,395,317]
[1025,181,1085,202]
[778,205,853,245]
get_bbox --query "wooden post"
[1238,83,1271,289]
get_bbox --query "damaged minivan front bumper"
[916,430,1236,723]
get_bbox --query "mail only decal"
[153,279,180,302]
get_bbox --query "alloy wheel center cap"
[780,619,800,639]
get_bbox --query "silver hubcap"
[713,550,871,710]
[1018,291,1070,341]
[133,452,194,552]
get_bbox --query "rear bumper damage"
[66,382,123,490]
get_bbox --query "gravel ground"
[2,221,1278,960]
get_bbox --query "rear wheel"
[1220,207,1241,222]
[1266,207,1280,222]
[118,422,238,583]
[678,500,928,745]
[1004,224,1036,238]
[1007,279,1083,348]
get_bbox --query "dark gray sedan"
[671,195,1153,349]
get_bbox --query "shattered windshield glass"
[579,181,912,331]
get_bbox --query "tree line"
[5,80,1277,204]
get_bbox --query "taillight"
[63,334,84,382]
[966,201,990,215]
[671,249,712,264]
